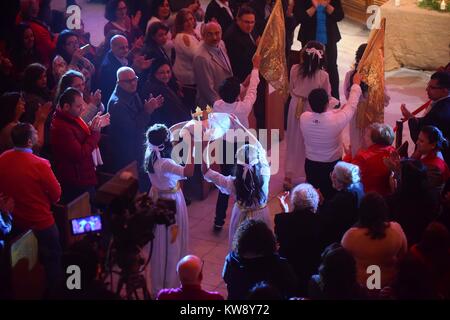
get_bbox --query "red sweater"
[421,153,450,182]
[0,149,61,230]
[157,284,224,300]
[350,144,396,196]
[50,110,100,188]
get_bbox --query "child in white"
[142,123,195,296]
[284,41,331,189]
[202,143,271,249]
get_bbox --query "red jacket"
[351,144,395,196]
[50,110,100,188]
[421,153,450,182]
[0,149,61,230]
[157,284,224,300]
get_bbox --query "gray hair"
[332,162,361,189]
[291,183,320,213]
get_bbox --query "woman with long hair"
[143,123,195,296]
[139,59,190,128]
[172,8,202,111]
[342,193,408,288]
[22,63,52,125]
[284,40,331,190]
[202,143,271,249]
[11,23,44,79]
[104,0,142,46]
[52,29,95,91]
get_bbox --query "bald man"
[156,255,224,300]
[193,22,233,108]
[98,35,130,106]
[108,66,163,191]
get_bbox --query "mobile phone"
[70,215,102,235]
[80,44,91,55]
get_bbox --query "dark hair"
[318,243,359,299]
[417,222,450,257]
[369,123,394,146]
[219,77,241,103]
[150,0,171,20]
[58,87,83,109]
[144,21,170,48]
[148,58,172,80]
[431,71,450,90]
[308,88,329,113]
[247,281,283,300]
[55,29,79,63]
[174,8,194,37]
[11,122,34,147]
[419,125,449,151]
[55,70,85,105]
[23,63,47,94]
[234,145,266,208]
[299,41,326,78]
[144,123,173,173]
[232,219,276,257]
[105,0,126,22]
[348,43,369,94]
[0,93,22,131]
[237,5,256,18]
[12,23,38,63]
[356,193,389,239]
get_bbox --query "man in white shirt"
[300,73,362,199]
[209,55,260,231]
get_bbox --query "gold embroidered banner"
[255,0,289,101]
[356,17,386,129]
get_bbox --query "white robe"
[285,66,331,185]
[204,161,272,250]
[142,157,189,297]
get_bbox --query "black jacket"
[293,0,344,44]
[98,51,125,107]
[408,96,450,166]
[223,251,298,300]
[205,0,235,33]
[223,23,257,82]
[274,209,326,296]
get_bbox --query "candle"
[395,0,400,6]
[441,0,446,10]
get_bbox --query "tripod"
[116,271,151,300]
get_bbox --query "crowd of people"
[0,0,450,300]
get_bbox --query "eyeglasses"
[119,76,138,84]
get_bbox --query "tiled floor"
[54,0,431,298]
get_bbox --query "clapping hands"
[144,94,164,114]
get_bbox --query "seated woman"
[319,161,365,245]
[344,123,396,196]
[275,183,327,296]
[341,193,408,289]
[52,30,95,91]
[413,125,449,193]
[140,59,190,128]
[172,8,202,112]
[223,219,298,300]
[55,70,104,123]
[308,243,367,300]
[202,143,271,249]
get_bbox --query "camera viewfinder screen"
[71,215,102,235]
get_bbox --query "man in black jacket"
[205,0,235,33]
[402,71,450,167]
[293,0,344,100]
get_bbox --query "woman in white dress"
[143,123,195,296]
[343,43,390,156]
[284,41,331,190]
[172,8,202,112]
[202,143,272,250]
